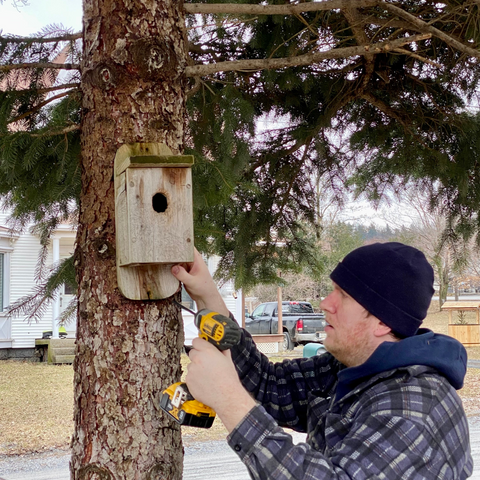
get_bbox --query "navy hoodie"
[336,328,468,401]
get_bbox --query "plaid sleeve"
[230,329,341,431]
[227,405,339,480]
[227,400,473,480]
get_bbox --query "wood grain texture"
[114,143,193,299]
[448,324,480,346]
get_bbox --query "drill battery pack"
[160,382,216,429]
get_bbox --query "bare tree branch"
[30,124,81,137]
[185,33,431,76]
[8,90,72,124]
[381,2,480,58]
[184,0,480,61]
[0,62,80,72]
[0,33,82,44]
[0,124,81,138]
[184,0,379,15]
[342,7,376,90]
[392,47,443,68]
[5,83,80,95]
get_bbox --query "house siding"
[0,211,54,349]
[182,257,241,346]
[1,210,238,350]
[206,255,239,316]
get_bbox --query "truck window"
[282,302,314,314]
[264,304,276,316]
[251,304,266,317]
[293,303,313,313]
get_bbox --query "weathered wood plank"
[448,324,480,346]
[441,301,480,310]
[114,143,194,299]
[123,167,193,265]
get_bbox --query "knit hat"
[330,242,434,338]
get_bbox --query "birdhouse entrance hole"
[114,142,195,299]
[152,193,168,213]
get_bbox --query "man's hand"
[186,337,256,432]
[171,249,228,316]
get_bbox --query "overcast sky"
[1,0,82,36]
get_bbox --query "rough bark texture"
[72,1,188,478]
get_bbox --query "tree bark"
[72,1,188,478]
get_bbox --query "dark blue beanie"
[330,242,434,338]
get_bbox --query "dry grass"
[461,368,480,416]
[1,306,479,455]
[0,362,74,455]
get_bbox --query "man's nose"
[320,292,334,312]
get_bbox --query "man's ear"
[374,321,393,338]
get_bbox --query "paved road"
[1,421,479,480]
[469,360,480,369]
[470,416,480,480]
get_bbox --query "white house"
[0,210,76,359]
[182,255,243,347]
[0,208,242,359]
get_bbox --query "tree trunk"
[71,1,188,478]
[434,255,449,308]
[439,274,448,307]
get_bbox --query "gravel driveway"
[1,417,479,480]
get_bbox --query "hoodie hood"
[336,329,467,401]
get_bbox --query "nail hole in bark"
[152,193,168,213]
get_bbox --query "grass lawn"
[0,362,74,455]
[1,305,480,455]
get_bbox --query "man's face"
[320,283,384,367]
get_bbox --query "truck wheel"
[283,332,294,351]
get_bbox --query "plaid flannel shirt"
[228,330,473,480]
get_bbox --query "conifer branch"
[381,2,480,59]
[0,32,82,44]
[184,0,480,60]
[184,0,380,15]
[185,33,431,76]
[360,92,408,128]
[278,140,312,218]
[7,255,76,324]
[0,62,80,72]
[8,91,71,124]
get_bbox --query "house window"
[0,253,3,311]
[64,283,75,295]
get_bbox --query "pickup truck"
[245,301,326,350]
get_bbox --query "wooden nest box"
[114,143,194,300]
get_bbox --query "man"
[172,242,473,479]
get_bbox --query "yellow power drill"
[160,301,241,428]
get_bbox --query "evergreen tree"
[2,1,480,477]
[3,2,480,287]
